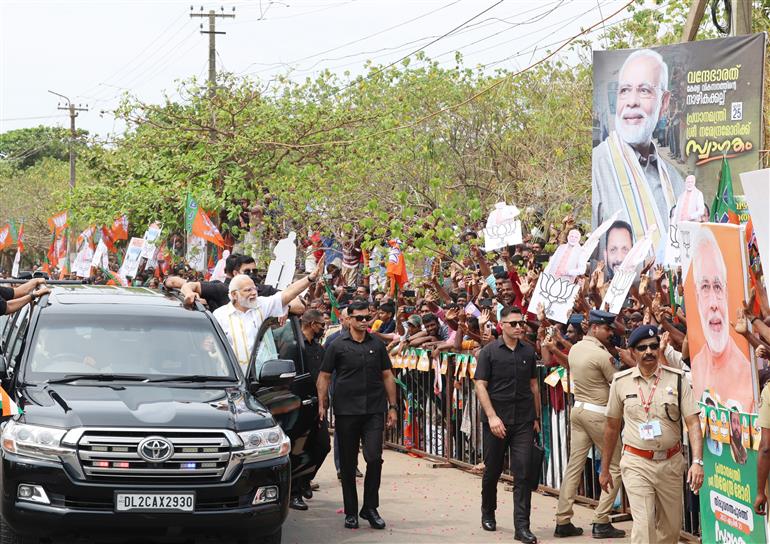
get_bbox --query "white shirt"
[212,292,287,367]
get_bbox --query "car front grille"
[77,430,233,483]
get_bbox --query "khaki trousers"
[555,406,622,525]
[620,450,685,544]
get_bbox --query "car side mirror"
[253,359,296,388]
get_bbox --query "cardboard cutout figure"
[481,202,523,251]
[546,229,584,279]
[674,175,706,223]
[265,232,297,290]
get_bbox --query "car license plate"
[115,492,195,512]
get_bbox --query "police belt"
[623,442,682,461]
[572,401,606,415]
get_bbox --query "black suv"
[0,285,319,544]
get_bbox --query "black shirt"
[378,319,396,335]
[199,279,278,312]
[302,335,325,383]
[475,338,538,425]
[0,298,6,316]
[0,286,13,301]
[320,330,392,415]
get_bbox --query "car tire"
[0,516,37,544]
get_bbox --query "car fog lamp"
[17,484,50,505]
[253,486,279,505]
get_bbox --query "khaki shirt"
[607,364,699,451]
[758,384,770,429]
[567,336,617,406]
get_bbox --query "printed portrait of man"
[604,220,633,280]
[690,228,753,412]
[729,409,748,465]
[593,48,684,258]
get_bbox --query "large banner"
[699,401,765,544]
[592,33,765,261]
[684,223,755,412]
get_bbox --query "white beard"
[615,97,662,147]
[238,296,260,310]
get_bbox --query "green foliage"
[0,126,78,169]
[2,0,769,263]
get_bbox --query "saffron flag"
[0,224,11,251]
[386,239,408,295]
[186,195,225,248]
[710,156,739,224]
[16,222,24,253]
[48,229,68,268]
[47,210,69,234]
[111,215,129,241]
[76,226,97,251]
[192,209,226,248]
[0,386,22,416]
[100,226,117,252]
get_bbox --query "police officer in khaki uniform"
[753,383,770,515]
[554,310,625,539]
[600,325,704,544]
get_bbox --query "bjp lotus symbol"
[538,274,579,317]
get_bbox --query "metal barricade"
[383,350,700,540]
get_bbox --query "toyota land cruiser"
[0,284,313,544]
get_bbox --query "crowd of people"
[4,210,770,544]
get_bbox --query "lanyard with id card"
[638,374,662,440]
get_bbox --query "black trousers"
[291,419,331,498]
[481,420,534,531]
[335,413,384,516]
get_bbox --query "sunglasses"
[634,343,660,353]
[350,315,371,322]
[501,320,525,328]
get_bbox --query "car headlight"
[1,421,70,462]
[236,426,290,463]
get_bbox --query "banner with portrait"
[698,401,765,544]
[592,33,765,262]
[683,223,755,412]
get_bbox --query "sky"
[0,0,644,139]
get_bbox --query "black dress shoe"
[344,515,359,529]
[554,523,584,538]
[592,523,625,539]
[359,507,386,529]
[515,528,538,543]
[356,468,364,478]
[302,487,313,500]
[289,496,308,511]
[481,519,496,532]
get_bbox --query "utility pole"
[48,90,88,190]
[190,6,236,98]
[731,0,752,36]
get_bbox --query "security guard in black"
[317,300,397,530]
[474,306,540,543]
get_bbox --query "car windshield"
[24,313,236,383]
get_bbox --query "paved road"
[283,449,633,544]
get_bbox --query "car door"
[248,317,318,484]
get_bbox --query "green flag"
[184,195,198,234]
[710,156,739,224]
[324,284,341,324]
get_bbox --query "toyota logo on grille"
[138,436,174,463]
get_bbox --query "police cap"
[588,309,616,326]
[627,325,660,348]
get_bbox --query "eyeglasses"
[238,287,257,294]
[312,321,326,327]
[350,315,371,322]
[501,320,525,328]
[634,343,660,353]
